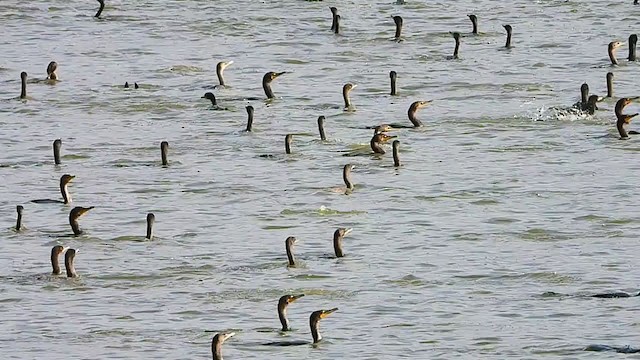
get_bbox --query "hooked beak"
[320,308,338,318]
[343,228,353,236]
[291,294,305,302]
[274,72,288,78]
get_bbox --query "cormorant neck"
[286,241,295,266]
[580,84,589,105]
[16,206,23,231]
[278,303,290,331]
[343,88,351,109]
[65,252,76,277]
[310,318,322,343]
[453,38,460,59]
[70,219,82,236]
[333,231,344,257]
[161,141,169,166]
[61,181,71,204]
[629,34,637,61]
[246,106,254,132]
[53,139,62,165]
[370,137,386,154]
[285,135,292,154]
[606,73,614,98]
[505,28,512,48]
[618,117,629,139]
[146,214,154,240]
[343,167,353,190]
[470,16,478,34]
[394,19,402,39]
[408,104,424,127]
[334,15,340,34]
[392,140,400,167]
[609,44,619,65]
[263,79,275,99]
[211,336,223,360]
[51,249,61,275]
[20,74,27,99]
[390,72,397,96]
[95,0,105,18]
[217,68,225,87]
[330,8,338,31]
[318,116,326,141]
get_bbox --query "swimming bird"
[333,228,353,257]
[263,71,287,99]
[585,344,640,353]
[330,7,338,31]
[16,205,23,231]
[503,24,512,48]
[608,41,624,65]
[343,164,355,194]
[69,206,94,235]
[392,140,401,167]
[615,97,639,139]
[95,0,105,18]
[392,15,403,41]
[468,14,478,35]
[211,332,235,360]
[285,236,298,266]
[161,141,169,166]
[46,61,58,81]
[343,83,357,110]
[245,105,254,132]
[629,34,637,61]
[53,139,62,165]
[264,308,338,345]
[584,95,600,115]
[591,292,640,298]
[285,134,293,154]
[606,72,614,98]
[146,213,155,240]
[334,14,341,34]
[215,61,233,87]
[390,71,398,96]
[573,83,590,110]
[50,245,67,275]
[317,116,327,141]
[19,72,27,99]
[64,248,78,277]
[278,294,305,331]
[201,92,228,110]
[371,133,398,154]
[388,100,431,128]
[449,32,461,59]
[31,174,75,204]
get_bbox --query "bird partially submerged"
[615,97,640,139]
[278,294,305,331]
[608,41,624,65]
[333,228,353,257]
[69,206,94,235]
[215,61,233,87]
[263,71,287,99]
[31,174,75,204]
[342,83,357,111]
[211,332,235,360]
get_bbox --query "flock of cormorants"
[5,0,640,358]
